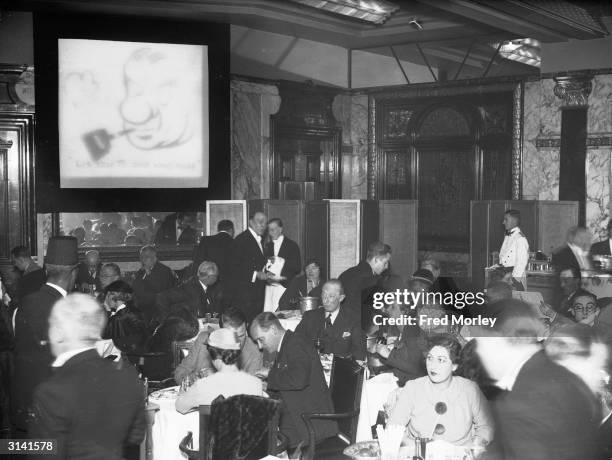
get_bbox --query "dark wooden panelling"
[0,113,35,284]
[379,200,418,279]
[360,200,379,260]
[305,201,330,280]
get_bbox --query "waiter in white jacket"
[499,209,529,290]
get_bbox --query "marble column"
[553,74,592,226]
[230,80,281,200]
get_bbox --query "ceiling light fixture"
[493,38,541,67]
[288,0,400,25]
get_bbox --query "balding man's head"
[197,261,219,287]
[321,279,345,313]
[48,293,106,358]
[140,245,157,270]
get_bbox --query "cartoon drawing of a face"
[119,47,197,150]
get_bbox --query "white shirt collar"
[273,235,284,246]
[110,303,127,317]
[248,227,262,242]
[277,331,286,353]
[496,349,538,391]
[52,346,95,367]
[325,307,340,324]
[46,282,67,297]
[199,280,208,292]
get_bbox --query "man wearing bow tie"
[229,212,270,322]
[498,209,529,291]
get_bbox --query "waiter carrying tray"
[497,209,529,291]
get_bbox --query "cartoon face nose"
[120,96,154,124]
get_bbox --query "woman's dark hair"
[425,333,462,364]
[207,346,242,365]
[148,308,198,353]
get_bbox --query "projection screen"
[58,39,208,188]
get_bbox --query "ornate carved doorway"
[370,84,519,253]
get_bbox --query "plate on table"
[149,386,180,400]
[343,440,380,459]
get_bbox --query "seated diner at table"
[278,259,324,310]
[386,334,493,452]
[173,306,263,385]
[175,328,264,414]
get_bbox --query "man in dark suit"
[295,280,365,360]
[29,293,145,459]
[552,226,593,273]
[12,236,78,433]
[591,219,612,257]
[474,303,601,460]
[156,261,227,321]
[278,259,323,310]
[229,212,270,322]
[75,249,102,292]
[264,218,301,310]
[154,212,197,246]
[250,312,337,448]
[193,219,234,280]
[11,245,46,305]
[339,241,391,330]
[132,245,177,327]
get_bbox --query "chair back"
[180,395,283,460]
[329,356,364,442]
[172,340,195,370]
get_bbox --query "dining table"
[355,371,400,442]
[148,386,199,460]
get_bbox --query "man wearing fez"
[12,236,78,433]
[29,294,145,458]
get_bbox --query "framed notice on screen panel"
[34,12,230,212]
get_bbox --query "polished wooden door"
[0,113,35,285]
[376,92,513,253]
[417,147,476,252]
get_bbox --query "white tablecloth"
[355,372,399,442]
[149,388,199,460]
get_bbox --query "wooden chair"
[301,356,365,460]
[179,395,287,460]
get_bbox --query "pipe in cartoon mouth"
[82,128,133,160]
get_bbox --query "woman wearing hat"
[175,328,264,413]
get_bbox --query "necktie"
[325,313,332,329]
[505,229,513,236]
